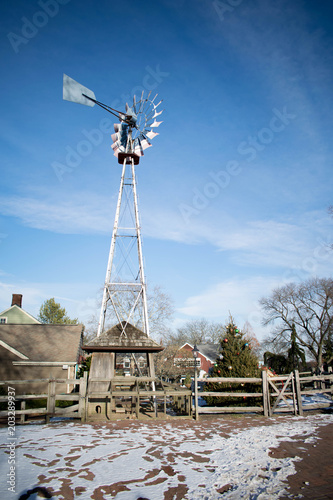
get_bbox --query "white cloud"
[2,191,331,278]
[177,276,281,340]
[0,194,113,234]
[144,205,333,273]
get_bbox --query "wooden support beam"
[46,379,56,423]
[262,369,269,417]
[294,370,303,416]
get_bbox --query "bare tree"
[162,318,224,346]
[242,321,262,359]
[260,277,333,369]
[154,344,193,381]
[146,285,174,340]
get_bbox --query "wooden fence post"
[79,372,88,422]
[20,401,26,424]
[294,370,303,416]
[262,370,269,417]
[46,379,56,423]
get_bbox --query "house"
[174,343,220,378]
[0,294,40,324]
[0,322,84,394]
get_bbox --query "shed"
[83,321,163,384]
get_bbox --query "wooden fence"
[86,376,191,419]
[0,373,88,424]
[193,370,333,419]
[0,373,192,423]
[1,371,332,424]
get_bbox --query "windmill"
[63,75,163,340]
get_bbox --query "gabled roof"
[0,304,40,324]
[0,324,84,362]
[178,343,220,362]
[197,344,220,362]
[83,321,164,353]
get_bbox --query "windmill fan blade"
[146,131,159,140]
[63,74,96,107]
[150,120,163,128]
[141,139,152,150]
[153,109,163,118]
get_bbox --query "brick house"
[174,343,220,378]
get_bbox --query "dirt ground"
[6,411,333,499]
[87,412,333,499]
[272,419,333,499]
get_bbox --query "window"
[123,357,130,369]
[0,318,6,324]
[138,357,145,368]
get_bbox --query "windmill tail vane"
[62,73,163,162]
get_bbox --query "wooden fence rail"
[192,370,333,419]
[0,370,332,424]
[0,373,191,423]
[0,373,88,423]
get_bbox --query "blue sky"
[1,0,332,340]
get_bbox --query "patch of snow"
[277,392,332,408]
[0,414,332,499]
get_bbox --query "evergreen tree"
[263,351,287,374]
[264,324,306,374]
[38,298,78,324]
[204,318,260,406]
[286,324,306,372]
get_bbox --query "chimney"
[11,294,22,308]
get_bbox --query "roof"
[0,304,40,324]
[178,343,220,362]
[197,344,220,362]
[0,324,84,362]
[83,321,164,353]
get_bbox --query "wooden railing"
[1,371,331,423]
[86,376,192,419]
[0,373,192,423]
[192,370,333,419]
[0,372,88,423]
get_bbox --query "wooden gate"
[264,371,303,416]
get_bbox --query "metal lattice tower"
[97,157,149,337]
[62,74,163,337]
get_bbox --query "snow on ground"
[1,413,333,500]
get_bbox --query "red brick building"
[174,343,220,377]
